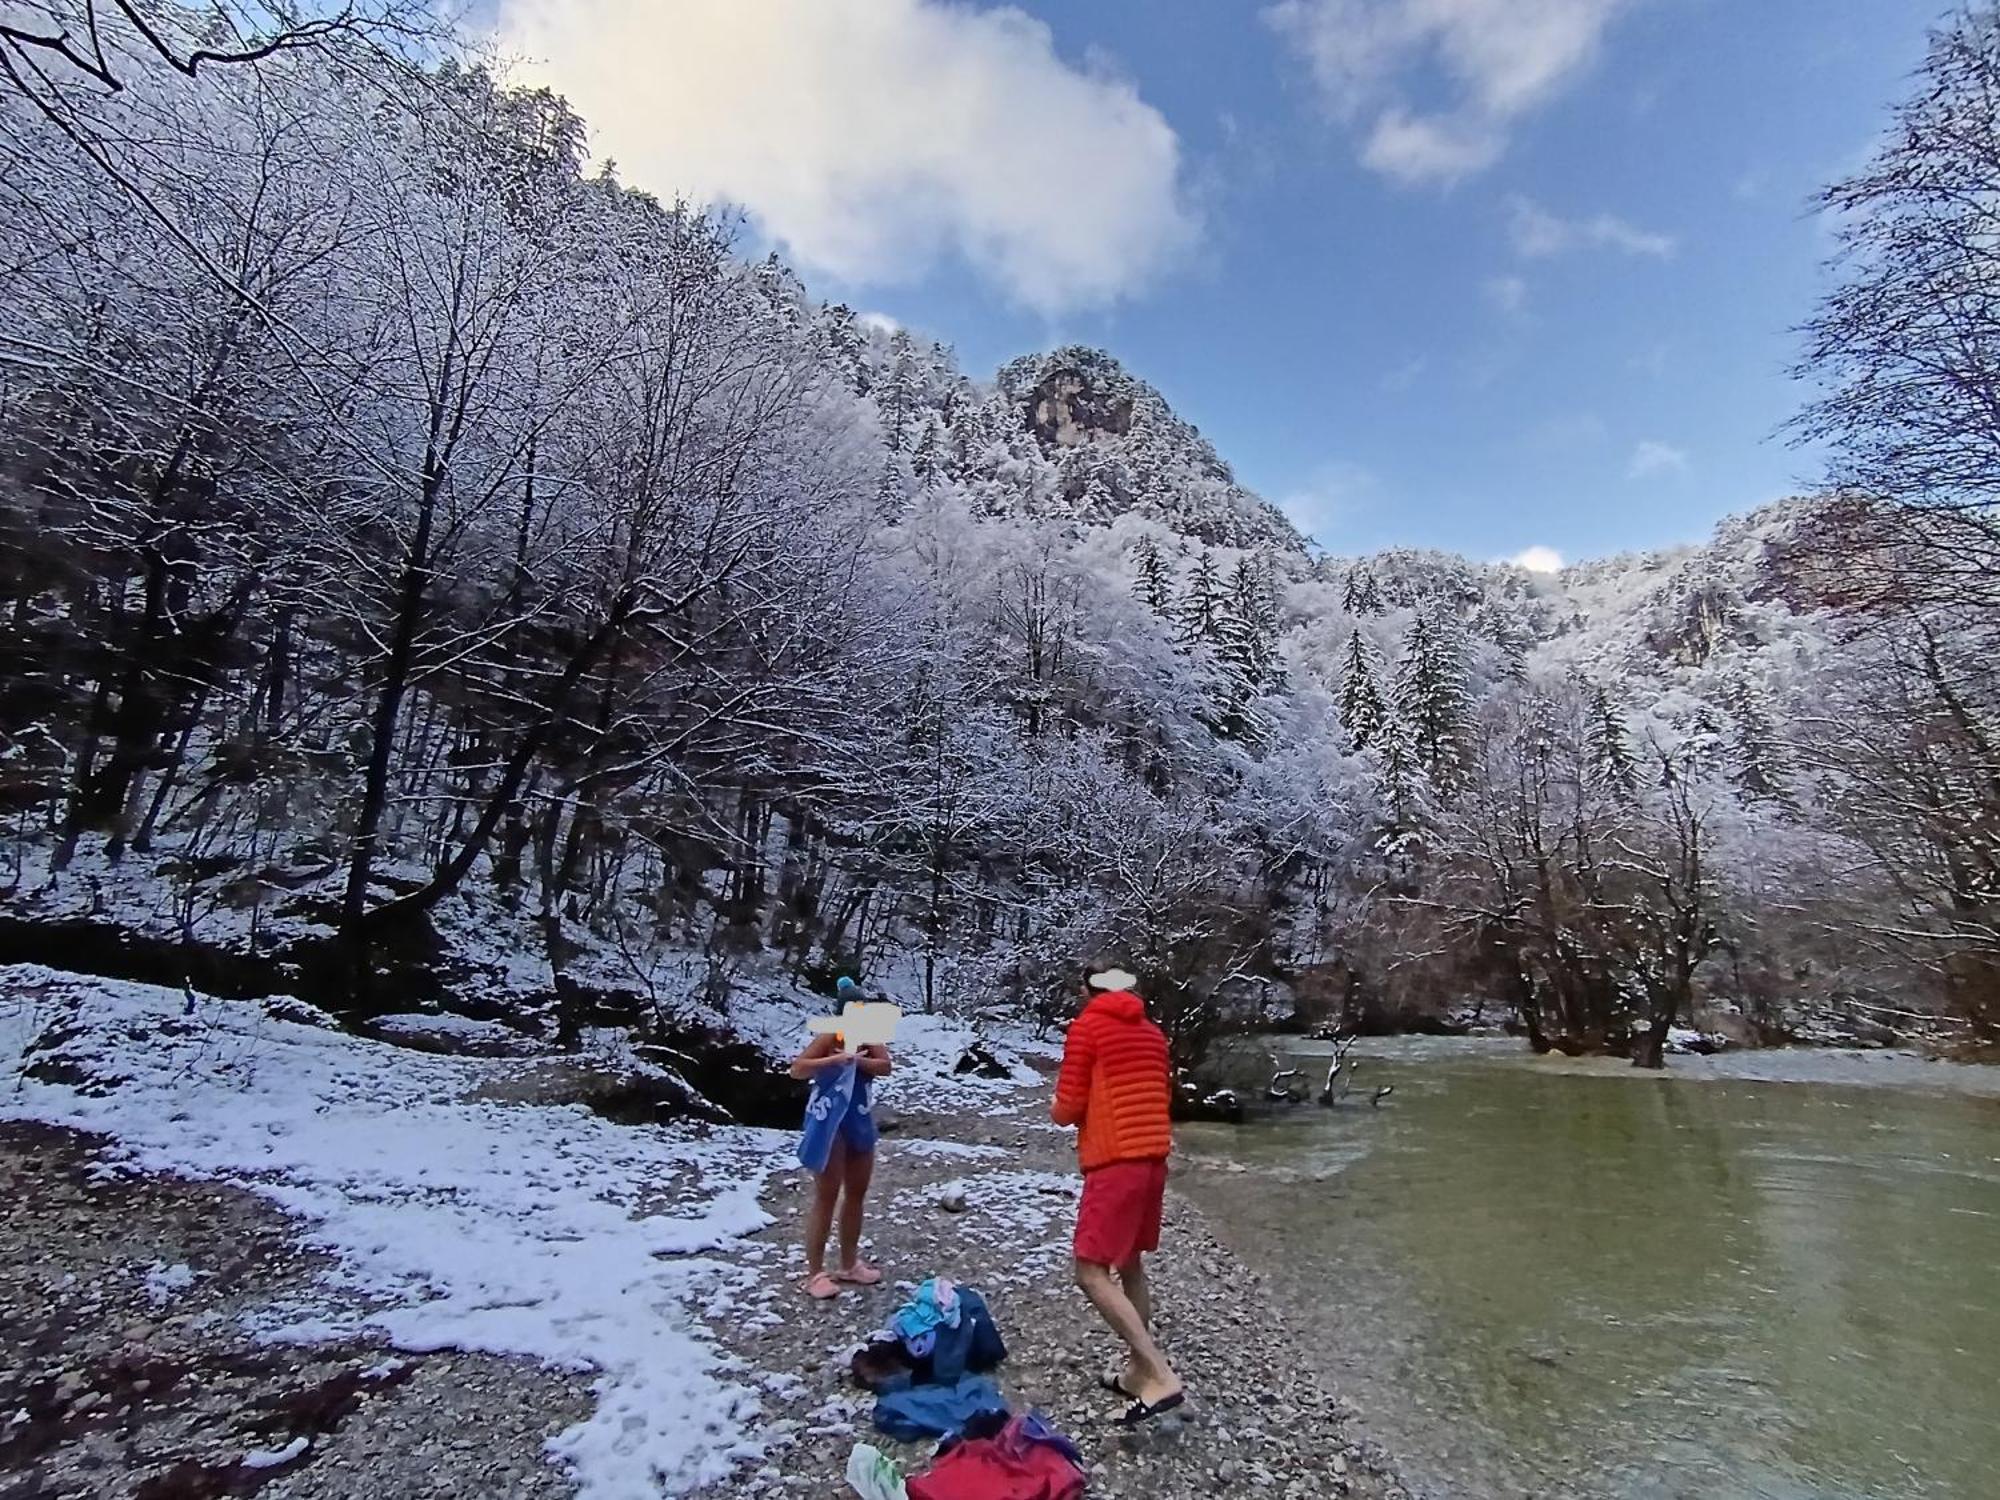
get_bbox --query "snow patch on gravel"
[0,965,792,1498]
[139,1260,199,1307]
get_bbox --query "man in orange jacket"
[1051,963,1184,1426]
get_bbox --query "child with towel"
[791,976,895,1298]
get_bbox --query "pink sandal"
[834,1261,883,1286]
[804,1271,843,1299]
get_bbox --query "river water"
[1177,1037,2000,1500]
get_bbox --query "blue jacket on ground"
[873,1374,1007,1442]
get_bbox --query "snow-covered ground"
[718,978,1053,1118]
[0,964,1040,1496]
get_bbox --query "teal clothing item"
[892,1278,962,1338]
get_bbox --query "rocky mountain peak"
[1027,366,1135,448]
[992,345,1308,555]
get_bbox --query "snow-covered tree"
[879,329,919,454]
[1722,672,1794,805]
[1394,597,1472,786]
[1177,549,1223,647]
[1338,632,1388,749]
[1587,680,1640,799]
[1342,564,1383,616]
[1130,535,1172,614]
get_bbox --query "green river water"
[1178,1038,2000,1500]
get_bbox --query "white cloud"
[497,0,1198,315]
[1484,273,1529,317]
[856,310,902,336]
[1264,0,1627,185]
[1507,196,1675,258]
[1362,108,1503,185]
[1628,439,1690,479]
[1510,545,1565,573]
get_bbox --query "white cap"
[1087,968,1139,992]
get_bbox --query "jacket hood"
[1085,989,1145,1022]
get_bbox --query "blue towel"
[797,1058,877,1174]
[873,1374,1007,1442]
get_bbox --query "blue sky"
[501,0,1935,565]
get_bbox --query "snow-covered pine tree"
[1586,680,1640,798]
[1131,535,1172,614]
[1343,565,1383,616]
[948,391,992,480]
[1474,598,1530,681]
[875,456,907,520]
[1522,689,1560,771]
[880,329,918,453]
[1177,549,1223,646]
[1220,556,1276,685]
[820,303,870,394]
[1722,673,1794,804]
[1681,703,1728,778]
[1376,709,1421,823]
[1338,630,1388,749]
[910,415,945,488]
[1395,596,1472,785]
[1209,556,1278,741]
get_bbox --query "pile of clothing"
[845,1278,1088,1500]
[851,1277,1008,1438]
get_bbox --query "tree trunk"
[359,600,636,933]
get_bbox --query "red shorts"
[1073,1158,1168,1268]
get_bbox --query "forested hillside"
[1,6,1994,1103]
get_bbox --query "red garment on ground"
[905,1424,1086,1500]
[1072,1156,1167,1267]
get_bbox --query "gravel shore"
[0,1121,591,1500]
[706,1087,1410,1500]
[2,1075,1411,1499]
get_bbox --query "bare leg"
[1114,1258,1153,1388]
[804,1136,846,1278]
[1119,1259,1153,1329]
[1076,1258,1180,1405]
[837,1144,877,1273]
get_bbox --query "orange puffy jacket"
[1051,989,1172,1171]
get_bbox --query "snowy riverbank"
[0,966,1407,1498]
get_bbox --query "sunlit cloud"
[1509,545,1565,573]
[1628,439,1690,479]
[1264,0,1629,186]
[498,0,1199,315]
[1507,196,1675,258]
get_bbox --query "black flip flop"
[1115,1390,1186,1428]
[1098,1373,1136,1398]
